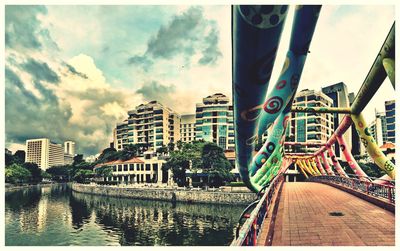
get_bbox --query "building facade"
[114,101,181,151]
[94,151,174,185]
[385,100,395,143]
[25,138,64,170]
[287,89,334,153]
[64,141,75,156]
[369,110,388,147]
[180,114,196,143]
[195,93,234,150]
[322,82,352,159]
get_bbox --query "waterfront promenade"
[259,182,395,246]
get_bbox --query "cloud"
[5,5,58,51]
[128,6,222,70]
[22,58,60,83]
[65,63,88,79]
[136,81,176,104]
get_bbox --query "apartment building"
[287,89,334,153]
[114,101,180,151]
[195,93,235,150]
[25,138,64,170]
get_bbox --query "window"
[153,163,158,172]
[124,164,128,171]
[118,165,122,171]
[146,164,151,170]
[129,164,134,171]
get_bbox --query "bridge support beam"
[327,146,348,177]
[314,156,326,175]
[291,106,351,114]
[351,113,395,179]
[336,134,369,180]
[382,58,395,89]
[320,152,335,175]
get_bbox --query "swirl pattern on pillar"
[266,142,276,153]
[263,96,283,114]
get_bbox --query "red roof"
[380,142,395,149]
[94,157,143,168]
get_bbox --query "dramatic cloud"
[5,5,58,51]
[5,6,136,156]
[136,81,176,104]
[22,58,60,83]
[128,6,222,70]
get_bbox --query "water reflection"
[5,184,244,246]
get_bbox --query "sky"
[4,4,395,158]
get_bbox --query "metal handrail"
[308,175,395,204]
[231,174,284,246]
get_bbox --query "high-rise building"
[195,93,234,150]
[63,141,75,165]
[25,138,64,170]
[64,141,75,156]
[385,100,395,143]
[287,89,334,153]
[369,111,387,147]
[180,114,196,143]
[114,101,181,151]
[322,82,352,159]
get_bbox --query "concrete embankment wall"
[71,183,257,205]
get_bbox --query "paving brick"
[261,182,395,246]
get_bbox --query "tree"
[94,166,113,180]
[120,144,139,160]
[167,142,175,152]
[96,147,119,163]
[156,144,169,156]
[5,164,31,184]
[14,150,26,164]
[163,154,190,187]
[73,154,85,166]
[46,165,72,181]
[73,169,94,183]
[23,162,42,183]
[201,142,233,187]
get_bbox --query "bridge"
[230,5,395,246]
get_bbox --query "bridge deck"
[266,182,395,246]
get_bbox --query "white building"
[25,138,64,170]
[287,89,335,153]
[180,114,196,143]
[64,141,75,155]
[94,151,174,185]
[114,101,180,151]
[195,93,235,150]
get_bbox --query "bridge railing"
[231,174,284,246]
[308,176,395,204]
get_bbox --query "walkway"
[266,182,395,246]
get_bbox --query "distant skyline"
[4,5,395,156]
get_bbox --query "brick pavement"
[269,182,395,246]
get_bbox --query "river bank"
[5,182,57,192]
[71,183,257,205]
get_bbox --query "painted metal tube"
[327,146,348,177]
[351,22,395,114]
[382,58,395,89]
[291,106,351,114]
[351,113,395,179]
[320,152,335,175]
[257,5,322,138]
[296,160,309,178]
[250,144,283,185]
[308,159,321,175]
[336,134,369,179]
[249,111,289,177]
[232,5,288,191]
[314,156,326,175]
[284,141,324,146]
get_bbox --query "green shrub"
[226,181,245,187]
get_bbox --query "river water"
[5,184,245,246]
